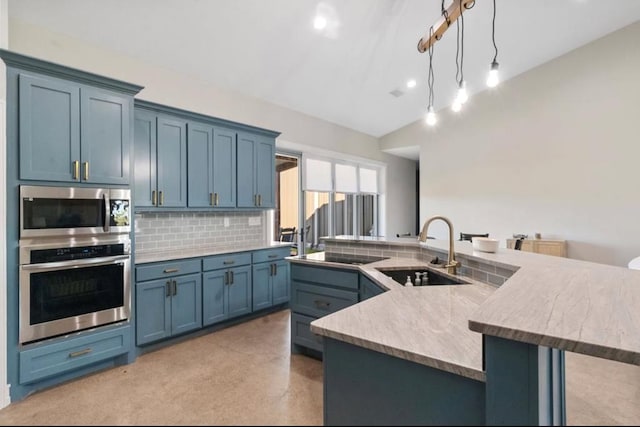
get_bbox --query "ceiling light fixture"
[486,0,500,88]
[416,1,489,122]
[407,79,417,89]
[313,15,327,30]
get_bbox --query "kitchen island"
[290,236,640,426]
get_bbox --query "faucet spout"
[418,215,460,275]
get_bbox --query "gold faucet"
[418,215,460,275]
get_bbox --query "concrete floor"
[0,308,638,425]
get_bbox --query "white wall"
[380,21,640,267]
[0,0,9,409]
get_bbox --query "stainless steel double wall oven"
[18,185,132,344]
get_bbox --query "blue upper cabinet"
[157,115,188,207]
[133,110,158,207]
[134,99,279,211]
[237,133,275,208]
[80,87,131,184]
[18,74,81,182]
[134,107,187,208]
[4,50,143,185]
[187,123,237,208]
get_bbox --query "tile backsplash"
[135,211,268,253]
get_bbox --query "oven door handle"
[21,255,130,271]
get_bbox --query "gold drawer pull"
[69,348,92,358]
[72,160,80,180]
[223,260,235,265]
[163,268,179,273]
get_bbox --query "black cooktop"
[322,253,389,265]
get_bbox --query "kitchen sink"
[375,267,470,286]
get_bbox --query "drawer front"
[252,247,291,264]
[290,264,358,290]
[202,252,252,271]
[291,312,323,353]
[291,282,358,318]
[136,259,201,282]
[20,324,131,384]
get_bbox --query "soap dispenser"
[405,276,413,287]
[414,272,422,287]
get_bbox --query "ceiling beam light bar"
[417,0,476,53]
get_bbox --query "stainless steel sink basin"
[375,267,470,286]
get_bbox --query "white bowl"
[472,237,499,253]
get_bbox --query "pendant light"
[425,26,437,126]
[486,0,500,88]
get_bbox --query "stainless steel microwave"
[20,185,131,238]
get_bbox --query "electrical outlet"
[248,216,261,226]
[224,217,230,227]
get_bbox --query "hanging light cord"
[459,0,465,84]
[428,26,435,106]
[491,0,498,63]
[454,17,460,85]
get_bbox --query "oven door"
[19,255,131,344]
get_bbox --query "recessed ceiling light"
[313,15,327,30]
[406,79,417,89]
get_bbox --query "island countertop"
[307,236,640,368]
[290,253,496,381]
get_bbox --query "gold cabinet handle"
[152,190,157,206]
[209,193,214,206]
[159,191,164,206]
[254,194,257,206]
[69,348,92,358]
[83,162,89,181]
[215,193,219,206]
[163,268,179,274]
[72,160,80,180]
[258,194,262,206]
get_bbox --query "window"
[301,154,381,247]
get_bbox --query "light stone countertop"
[135,241,293,264]
[290,253,496,381]
[317,236,640,366]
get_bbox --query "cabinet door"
[227,266,252,319]
[157,115,187,207]
[136,279,171,345]
[272,260,290,305]
[19,74,80,182]
[236,133,257,207]
[360,274,385,301]
[255,136,275,208]
[134,110,157,207]
[212,127,237,208]
[80,87,131,184]
[252,263,273,312]
[202,270,228,326]
[187,122,214,207]
[171,273,202,336]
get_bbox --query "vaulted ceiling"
[9,0,640,145]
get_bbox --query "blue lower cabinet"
[202,265,252,326]
[360,274,386,301]
[252,248,290,311]
[20,324,131,384]
[136,272,202,346]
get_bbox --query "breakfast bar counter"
[294,236,640,425]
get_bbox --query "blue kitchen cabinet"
[133,109,157,207]
[202,253,253,326]
[136,260,202,346]
[187,123,237,208]
[133,107,188,208]
[19,73,132,184]
[252,248,291,311]
[289,263,359,356]
[237,132,275,208]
